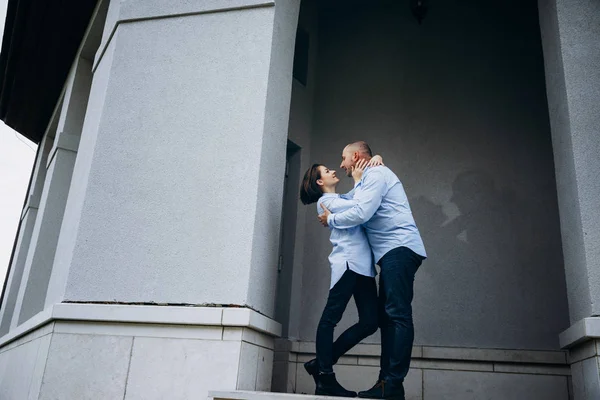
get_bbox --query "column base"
[0,304,281,399]
[561,318,600,399]
[568,341,600,400]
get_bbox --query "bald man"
[318,141,426,400]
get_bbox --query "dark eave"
[0,0,97,144]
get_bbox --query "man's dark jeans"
[377,246,424,384]
[316,269,378,374]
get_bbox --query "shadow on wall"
[411,170,566,349]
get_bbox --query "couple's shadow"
[410,170,528,347]
[314,170,554,349]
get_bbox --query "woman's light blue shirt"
[317,193,376,289]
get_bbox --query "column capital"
[95,0,276,70]
[46,131,81,168]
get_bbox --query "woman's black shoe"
[315,372,357,397]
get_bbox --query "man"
[318,141,426,400]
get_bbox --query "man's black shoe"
[358,380,383,398]
[358,380,405,400]
[315,372,357,398]
[304,359,318,385]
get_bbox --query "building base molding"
[0,304,281,400]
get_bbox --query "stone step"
[209,390,350,400]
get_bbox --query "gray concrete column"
[12,132,80,325]
[47,0,300,317]
[0,135,53,336]
[10,58,92,326]
[539,1,600,398]
[539,0,600,326]
[276,0,319,343]
[33,2,301,396]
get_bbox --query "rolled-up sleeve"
[329,170,386,229]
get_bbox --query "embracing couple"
[299,141,426,400]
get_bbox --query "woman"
[299,156,383,397]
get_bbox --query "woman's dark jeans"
[316,269,378,374]
[377,246,424,384]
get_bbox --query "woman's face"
[317,165,340,187]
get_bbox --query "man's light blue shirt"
[327,166,427,263]
[318,193,376,289]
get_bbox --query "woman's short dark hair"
[300,164,323,205]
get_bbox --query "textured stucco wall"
[296,0,569,350]
[48,3,297,318]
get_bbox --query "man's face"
[340,146,357,177]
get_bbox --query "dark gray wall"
[297,0,569,350]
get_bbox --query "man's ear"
[353,152,360,161]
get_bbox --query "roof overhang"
[0,0,97,144]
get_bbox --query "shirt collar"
[355,166,371,186]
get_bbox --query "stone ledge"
[286,356,570,376]
[277,340,567,365]
[421,345,567,365]
[210,390,343,400]
[492,363,571,376]
[222,308,281,336]
[54,303,224,326]
[559,317,600,349]
[0,304,281,348]
[0,321,54,355]
[0,308,52,349]
[53,303,281,336]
